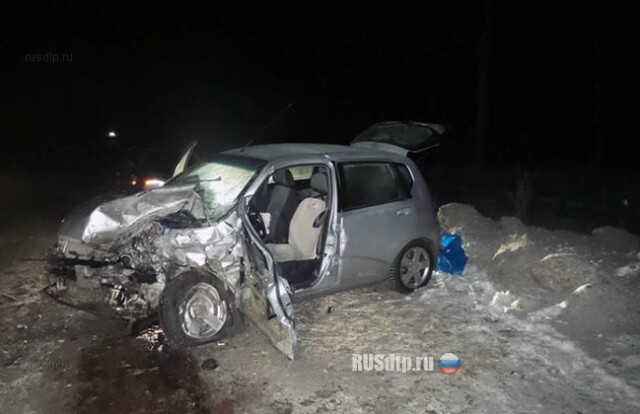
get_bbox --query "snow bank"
[436,203,640,390]
[438,203,609,310]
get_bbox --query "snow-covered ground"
[1,202,639,413]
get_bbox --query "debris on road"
[436,233,468,275]
[201,358,219,371]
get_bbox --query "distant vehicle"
[117,144,198,193]
[47,122,443,359]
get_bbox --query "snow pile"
[616,261,640,277]
[437,203,640,312]
[436,203,640,389]
[591,226,640,253]
[421,266,521,319]
[492,233,530,260]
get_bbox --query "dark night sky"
[1,3,638,173]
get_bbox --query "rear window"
[338,162,411,211]
[268,165,314,183]
[289,165,314,181]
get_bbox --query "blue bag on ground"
[436,233,468,275]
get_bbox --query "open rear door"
[351,121,445,156]
[237,196,296,359]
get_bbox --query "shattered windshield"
[167,155,265,221]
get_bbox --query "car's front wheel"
[389,240,435,294]
[159,270,234,348]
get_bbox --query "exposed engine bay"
[47,186,243,320]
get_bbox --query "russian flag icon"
[438,353,461,374]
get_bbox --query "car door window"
[338,162,408,211]
[395,163,413,196]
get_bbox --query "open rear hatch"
[351,121,446,156]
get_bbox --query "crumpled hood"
[58,185,207,247]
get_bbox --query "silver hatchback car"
[47,122,442,358]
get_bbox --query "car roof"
[222,143,407,163]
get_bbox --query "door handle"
[396,207,412,216]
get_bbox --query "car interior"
[249,165,331,288]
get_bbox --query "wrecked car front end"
[47,185,243,320]
[46,153,297,358]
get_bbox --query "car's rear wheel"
[389,240,435,294]
[159,270,234,348]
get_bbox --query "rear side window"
[338,162,410,211]
[396,163,413,194]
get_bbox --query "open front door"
[351,121,446,156]
[237,196,297,359]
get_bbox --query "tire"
[388,240,435,294]
[159,270,235,348]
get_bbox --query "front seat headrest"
[273,169,295,187]
[310,172,328,195]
